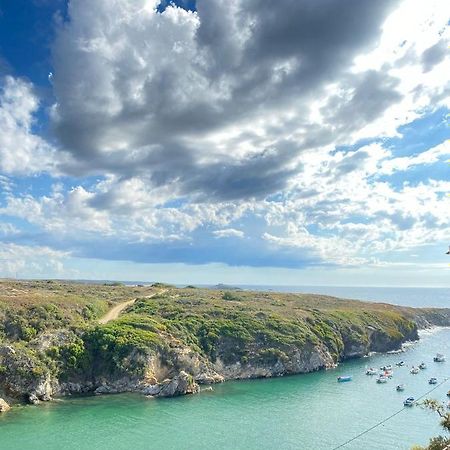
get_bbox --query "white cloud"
[0,0,448,278]
[0,76,57,175]
[0,242,69,278]
[0,222,19,236]
[380,140,450,174]
[213,228,244,239]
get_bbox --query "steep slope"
[0,281,448,406]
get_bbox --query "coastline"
[2,327,449,450]
[1,280,450,409]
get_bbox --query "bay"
[1,328,449,449]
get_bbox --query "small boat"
[396,361,405,367]
[410,367,419,374]
[366,368,377,375]
[433,354,445,362]
[396,384,405,391]
[419,362,427,370]
[377,375,388,384]
[429,377,438,385]
[384,370,394,378]
[447,402,450,410]
[447,390,450,398]
[337,375,352,382]
[380,365,393,371]
[404,397,415,407]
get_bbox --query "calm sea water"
[1,287,449,449]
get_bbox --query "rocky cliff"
[0,281,448,407]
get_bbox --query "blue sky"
[0,0,449,286]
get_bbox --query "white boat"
[429,377,438,385]
[410,367,419,374]
[380,365,393,371]
[377,376,388,384]
[404,397,415,407]
[337,375,352,382]
[396,361,405,367]
[396,384,405,391]
[366,368,377,375]
[419,362,427,370]
[433,354,445,362]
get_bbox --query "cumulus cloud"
[0,0,448,272]
[421,39,448,73]
[0,76,58,175]
[47,0,410,199]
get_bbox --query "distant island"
[0,280,449,410]
[211,283,243,291]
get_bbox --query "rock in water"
[158,371,200,397]
[0,398,11,412]
[28,394,40,405]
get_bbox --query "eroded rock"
[158,371,200,397]
[0,398,11,412]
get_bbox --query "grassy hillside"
[0,280,447,404]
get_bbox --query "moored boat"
[377,375,388,384]
[396,361,405,367]
[403,397,415,407]
[396,384,405,391]
[337,375,352,382]
[419,362,427,370]
[410,367,419,374]
[433,353,445,362]
[429,377,438,385]
[366,368,377,375]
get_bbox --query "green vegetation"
[0,279,446,403]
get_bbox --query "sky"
[0,0,449,287]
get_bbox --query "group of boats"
[363,364,395,384]
[337,353,446,407]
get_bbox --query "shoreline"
[1,280,450,409]
[2,323,450,413]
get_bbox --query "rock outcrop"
[143,371,200,397]
[0,344,58,403]
[0,398,11,412]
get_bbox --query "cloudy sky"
[0,0,449,286]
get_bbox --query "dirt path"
[98,289,166,324]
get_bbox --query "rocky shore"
[0,280,449,410]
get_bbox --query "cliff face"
[406,308,450,329]
[0,318,418,403]
[0,281,446,405]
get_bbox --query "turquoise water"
[1,328,449,450]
